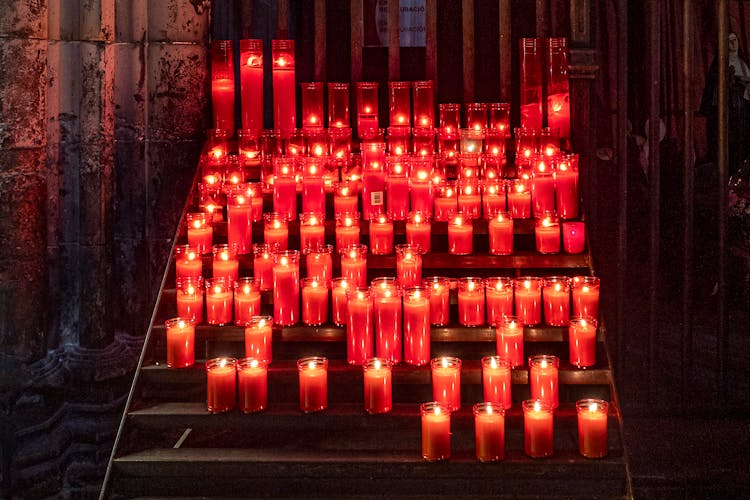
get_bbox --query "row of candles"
[211,37,570,140]
[197,354,607,461]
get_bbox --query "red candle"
[460,132,483,158]
[340,244,368,288]
[523,399,554,458]
[515,277,542,326]
[403,286,431,366]
[272,40,296,133]
[305,244,333,287]
[233,278,261,326]
[301,82,324,128]
[535,213,561,254]
[186,212,213,254]
[210,41,235,132]
[572,276,600,320]
[299,212,326,251]
[457,277,485,327]
[547,38,571,139]
[529,355,559,409]
[562,221,585,254]
[371,278,402,364]
[485,277,514,326]
[239,39,263,132]
[431,356,462,411]
[302,171,326,215]
[457,181,481,219]
[327,82,350,127]
[423,276,450,326]
[298,356,328,413]
[388,82,411,126]
[301,277,328,326]
[176,277,204,324]
[264,213,289,251]
[238,358,267,413]
[212,244,239,285]
[482,356,512,409]
[465,102,488,131]
[363,358,393,414]
[206,357,237,413]
[555,162,579,219]
[473,402,505,462]
[362,142,387,219]
[482,181,506,219]
[245,182,264,222]
[238,129,260,165]
[412,127,435,156]
[541,277,570,326]
[488,211,514,256]
[569,317,598,368]
[577,399,609,458]
[496,315,524,367]
[331,278,350,326]
[252,243,275,291]
[507,179,532,219]
[356,82,379,138]
[369,214,394,255]
[205,278,233,326]
[165,318,195,368]
[412,81,434,128]
[439,103,461,132]
[448,213,473,255]
[386,171,410,221]
[306,127,328,157]
[346,288,374,365]
[405,211,432,253]
[273,251,300,326]
[335,212,361,252]
[531,167,556,216]
[244,315,273,362]
[421,402,451,461]
[273,174,297,222]
[410,177,434,217]
[174,245,202,283]
[396,244,422,287]
[333,181,359,217]
[434,182,457,222]
[519,37,543,129]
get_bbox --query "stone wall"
[0,1,209,496]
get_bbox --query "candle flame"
[445,126,453,133]
[308,360,315,369]
[487,405,493,415]
[276,56,287,67]
[250,359,259,368]
[357,291,365,300]
[378,215,387,224]
[524,280,531,290]
[413,290,421,299]
[187,251,196,260]
[417,170,428,181]
[545,146,556,156]
[554,283,561,292]
[258,318,266,327]
[434,406,441,416]
[193,220,202,229]
[341,280,348,289]
[581,319,588,328]
[538,161,546,172]
[247,56,260,66]
[219,358,228,368]
[487,170,496,179]
[345,217,353,227]
[395,146,403,155]
[398,115,406,124]
[468,281,475,292]
[541,359,548,369]
[364,105,372,114]
[441,357,449,368]
[515,184,525,194]
[432,175,442,185]
[374,359,381,370]
[446,188,454,197]
[230,175,239,184]
[433,282,439,291]
[310,115,318,124]
[491,147,500,155]
[178,320,185,329]
[341,187,349,196]
[542,218,552,228]
[414,213,422,224]
[187,286,195,295]
[496,214,504,223]
[237,195,246,205]
[221,251,229,261]
[314,145,324,156]
[473,123,481,131]
[394,164,403,174]
[310,216,318,225]
[420,117,429,126]
[205,174,217,184]
[243,284,250,294]
[589,402,598,412]
[312,280,319,288]
[405,252,413,260]
[534,401,541,412]
[385,289,391,298]
[582,285,590,293]
[454,216,463,226]
[214,285,222,294]
[559,163,568,172]
[309,165,318,175]
[509,320,517,329]
[273,220,281,229]
[467,144,475,153]
[490,357,498,369]
[523,149,532,158]
[464,185,473,195]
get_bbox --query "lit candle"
[211,244,239,285]
[225,157,244,185]
[176,277,204,324]
[239,39,264,133]
[466,102,488,131]
[356,82,379,138]
[457,181,481,220]
[387,126,410,156]
[385,165,410,221]
[541,277,570,326]
[531,165,556,216]
[335,212,361,252]
[205,278,233,326]
[460,130,483,155]
[264,212,289,251]
[403,286,431,366]
[210,41,235,131]
[412,81,434,128]
[448,212,473,255]
[569,317,598,368]
[331,277,349,326]
[252,243,275,291]
[227,192,253,255]
[301,82,324,129]
[186,213,213,254]
[238,357,267,413]
[244,315,273,362]
[482,356,512,409]
[412,127,435,156]
[571,276,600,320]
[299,212,326,251]
[433,182,457,222]
[327,82,350,127]
[438,103,461,132]
[340,244,368,288]
[206,357,237,414]
[238,129,260,165]
[330,127,352,163]
[371,278,402,364]
[363,358,392,414]
[423,276,450,326]
[507,178,532,219]
[273,250,300,326]
[165,318,195,368]
[431,356,462,411]
[535,213,561,254]
[496,315,524,367]
[369,214,394,255]
[473,402,505,462]
[488,211,514,256]
[333,181,359,217]
[273,174,297,222]
[555,160,579,219]
[346,288,374,365]
[272,40,296,133]
[174,245,202,283]
[410,175,434,218]
[421,402,451,461]
[233,278,261,326]
[298,356,328,413]
[301,277,329,326]
[405,211,432,253]
[562,221,585,254]
[396,244,423,288]
[245,182,264,222]
[485,277,514,326]
[482,181,506,219]
[515,277,542,326]
[523,399,554,458]
[457,277,485,327]
[362,142,387,220]
[304,244,334,287]
[528,355,559,409]
[389,81,411,127]
[576,399,609,458]
[302,165,326,215]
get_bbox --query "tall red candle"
[523,399,554,458]
[210,40,235,132]
[431,356,462,411]
[439,103,461,132]
[466,102,488,131]
[272,40,296,134]
[423,276,450,326]
[531,167,556,217]
[227,193,253,255]
[555,161,579,219]
[434,182,457,221]
[301,277,328,326]
[244,315,273,362]
[457,277,485,327]
[529,355,559,409]
[331,277,350,326]
[572,276,600,320]
[273,174,297,222]
[448,212,473,255]
[369,214,394,255]
[496,315,524,367]
[346,288,374,365]
[547,37,571,140]
[252,243,275,291]
[388,81,411,126]
[165,318,195,368]
[363,358,393,414]
[356,82,379,138]
[371,278,402,364]
[406,211,432,253]
[302,163,326,215]
[485,276,515,326]
[300,82,324,128]
[305,244,333,287]
[273,250,300,326]
[519,38,543,129]
[239,39,263,132]
[542,276,571,326]
[576,399,609,458]
[206,357,237,413]
[238,358,267,413]
[515,276,543,325]
[205,278,233,326]
[482,356,512,410]
[362,144,387,220]
[233,278,261,326]
[410,176,434,217]
[212,244,239,285]
[412,81,434,128]
[396,244,422,287]
[457,180,481,219]
[327,82,350,127]
[264,212,289,251]
[569,317,598,368]
[488,211,514,255]
[298,356,328,413]
[175,277,204,324]
[386,168,410,220]
[403,286,431,366]
[473,402,506,462]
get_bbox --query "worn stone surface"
[79,141,114,246]
[0,170,47,261]
[78,244,113,348]
[114,0,147,42]
[0,0,47,38]
[0,38,47,149]
[48,0,114,42]
[148,0,209,42]
[0,255,47,361]
[146,237,172,307]
[46,142,81,247]
[114,43,146,141]
[45,244,81,348]
[112,237,150,336]
[113,140,146,239]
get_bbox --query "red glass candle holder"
[539,127,560,157]
[402,286,431,367]
[488,102,510,135]
[387,126,411,156]
[515,277,543,326]
[448,212,473,255]
[361,142,387,219]
[272,250,300,326]
[331,277,350,326]
[238,357,268,413]
[186,212,213,254]
[264,212,289,251]
[299,212,325,251]
[542,276,571,326]
[496,315,524,367]
[395,243,422,287]
[369,214,394,255]
[535,212,561,254]
[205,128,231,164]
[485,276,514,326]
[165,317,196,368]
[410,177,434,219]
[301,82,324,128]
[434,182,457,221]
[301,277,329,326]
[519,38,543,130]
[176,277,204,324]
[577,399,609,458]
[333,181,360,218]
[569,317,598,368]
[226,191,253,255]
[457,179,481,219]
[174,244,202,284]
[482,180,506,219]
[388,81,411,126]
[370,277,402,364]
[340,243,368,288]
[305,127,328,158]
[346,287,374,365]
[465,102,488,131]
[273,174,298,222]
[459,129,483,154]
[571,276,600,320]
[212,243,239,285]
[328,82,350,127]
[457,277,485,326]
[206,357,237,413]
[529,354,560,409]
[328,127,352,164]
[531,167,556,216]
[423,276,450,327]
[483,129,506,158]
[363,358,393,414]
[284,129,306,156]
[244,315,273,362]
[413,127,435,156]
[302,159,326,214]
[239,39,263,132]
[224,156,245,186]
[356,82,379,138]
[473,401,506,462]
[272,39,296,134]
[335,212,361,252]
[421,402,451,461]
[298,356,328,412]
[210,40,235,132]
[561,220,584,253]
[547,37,571,140]
[481,356,512,410]
[304,243,334,287]
[523,399,554,458]
[431,356,462,411]
[233,278,261,326]
[412,81,434,128]
[555,157,579,219]
[385,159,409,221]
[508,178,532,218]
[252,243,275,291]
[205,277,233,326]
[405,211,432,254]
[439,103,461,133]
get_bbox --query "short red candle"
[577,399,609,458]
[515,277,543,325]
[555,159,579,219]
[388,82,411,126]
[572,276,600,320]
[482,181,506,219]
[434,182,457,221]
[406,211,432,253]
[206,357,237,414]
[212,244,239,285]
[333,181,359,217]
[535,214,561,254]
[488,211,514,255]
[496,315,524,367]
[264,213,289,251]
[239,39,263,133]
[562,221,585,254]
[431,356,462,411]
[165,318,195,368]
[363,358,393,414]
[457,181,481,219]
[371,278,402,364]
[410,177,434,217]
[301,277,328,326]
[356,82,379,138]
[331,277,350,326]
[335,213,361,252]
[340,244,368,288]
[529,355,559,409]
[305,244,334,287]
[448,213,473,255]
[238,358,267,413]
[346,288,374,365]
[272,40,296,133]
[507,179,532,218]
[423,276,450,326]
[403,286,431,366]
[273,251,300,326]
[421,402,451,461]
[174,245,202,283]
[396,244,422,287]
[299,212,326,251]
[457,277,485,327]
[252,243,275,291]
[205,278,233,326]
[301,82,324,128]
[227,192,253,255]
[482,356,512,410]
[473,402,506,462]
[238,128,260,164]
[233,278,261,326]
[569,317,598,368]
[298,356,328,413]
[186,213,213,254]
[523,399,554,458]
[485,277,514,326]
[542,277,571,326]
[369,214,394,255]
[176,277,204,324]
[302,173,326,216]
[466,102,488,131]
[244,315,273,362]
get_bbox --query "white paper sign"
[374,0,426,48]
